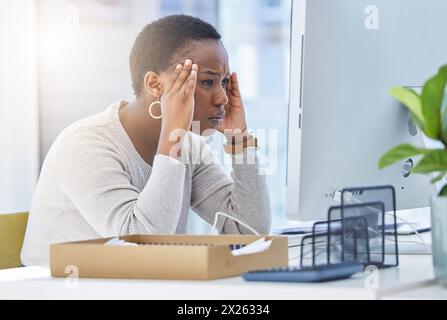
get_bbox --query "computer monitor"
[286,0,447,221]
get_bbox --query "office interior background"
[0,0,292,232]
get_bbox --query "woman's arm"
[189,70,271,234]
[54,129,186,237]
[53,60,199,237]
[190,141,271,235]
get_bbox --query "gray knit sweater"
[21,100,271,266]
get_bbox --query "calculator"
[242,261,364,283]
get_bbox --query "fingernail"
[185,59,192,65]
[192,64,198,70]
[176,64,182,69]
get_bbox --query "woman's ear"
[143,71,163,98]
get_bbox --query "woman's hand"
[160,59,198,133]
[218,72,249,142]
[157,59,198,158]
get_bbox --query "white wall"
[37,0,219,161]
[37,0,166,161]
[0,0,39,213]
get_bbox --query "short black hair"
[129,14,221,96]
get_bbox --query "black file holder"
[299,185,399,269]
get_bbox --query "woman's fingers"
[225,81,232,101]
[230,72,241,97]
[165,63,183,93]
[171,59,193,92]
[184,64,198,96]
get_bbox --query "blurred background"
[0,0,292,232]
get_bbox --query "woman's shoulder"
[47,102,125,157]
[59,102,119,138]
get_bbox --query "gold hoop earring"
[148,98,162,120]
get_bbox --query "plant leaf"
[440,184,447,197]
[412,149,447,173]
[441,94,447,145]
[431,171,446,184]
[440,64,447,76]
[378,144,429,169]
[389,87,425,130]
[421,68,447,139]
[439,65,447,144]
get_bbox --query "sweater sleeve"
[190,140,271,235]
[53,129,186,237]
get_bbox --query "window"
[221,0,292,228]
[192,0,293,231]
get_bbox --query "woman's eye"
[221,79,229,87]
[201,79,229,88]
[201,80,213,87]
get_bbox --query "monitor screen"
[286,0,446,221]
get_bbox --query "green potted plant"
[379,64,447,283]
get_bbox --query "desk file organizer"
[242,186,399,283]
[300,185,399,269]
[50,234,288,280]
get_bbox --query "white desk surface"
[383,282,447,300]
[0,254,440,300]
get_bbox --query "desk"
[383,282,447,299]
[0,254,439,300]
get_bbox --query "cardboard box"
[50,234,288,280]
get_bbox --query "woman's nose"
[213,86,229,106]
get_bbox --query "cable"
[368,225,430,248]
[211,211,260,236]
[334,190,430,248]
[288,239,342,262]
[386,212,429,247]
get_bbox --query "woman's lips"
[209,112,224,120]
[208,116,224,125]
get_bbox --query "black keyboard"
[242,261,364,283]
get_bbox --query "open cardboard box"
[50,234,288,280]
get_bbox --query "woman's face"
[161,40,230,135]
